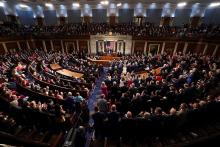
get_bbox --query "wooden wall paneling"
[78,40,88,53]
[206,44,216,56]
[28,40,35,49]
[164,42,175,55]
[0,43,5,54]
[176,42,185,53]
[83,16,91,23]
[109,16,116,25]
[134,41,145,54]
[45,40,52,52]
[53,40,62,52]
[190,17,202,27]
[161,17,173,26]
[187,43,205,55]
[35,40,43,50]
[36,17,44,26]
[215,45,220,57]
[5,42,18,53]
[7,15,18,23]
[59,17,66,25]
[146,42,163,55]
[19,41,27,50]
[64,41,76,53]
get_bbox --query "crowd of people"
[0,47,220,146]
[0,22,220,38]
[92,52,220,140]
[0,50,93,133]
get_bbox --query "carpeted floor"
[85,67,108,147]
[88,67,108,123]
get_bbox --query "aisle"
[87,67,108,120]
[85,67,108,147]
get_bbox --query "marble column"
[50,40,54,51]
[203,44,208,55]
[76,40,79,52]
[42,40,47,52]
[144,41,147,55]
[212,45,219,57]
[17,41,21,50]
[61,40,64,53]
[183,42,188,54]
[2,42,8,53]
[161,42,165,54]
[26,41,30,50]
[173,42,179,56]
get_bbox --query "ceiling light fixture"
[177,2,187,8]
[19,4,29,8]
[209,2,220,8]
[45,3,53,7]
[100,0,109,5]
[0,1,4,7]
[149,3,156,9]
[72,2,80,7]
[117,3,122,7]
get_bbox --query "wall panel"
[67,10,81,23]
[92,9,107,23]
[164,42,175,55]
[206,44,216,56]
[118,9,134,23]
[146,9,162,25]
[204,8,220,25]
[0,7,6,22]
[0,43,5,54]
[17,10,34,25]
[19,41,28,50]
[134,41,145,54]
[44,10,57,26]
[174,9,191,26]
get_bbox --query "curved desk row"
[50,64,84,79]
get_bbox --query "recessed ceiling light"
[72,2,80,7]
[177,2,187,8]
[117,3,122,7]
[0,1,4,7]
[100,0,109,5]
[19,4,29,8]
[45,3,53,7]
[149,3,156,9]
[209,2,220,8]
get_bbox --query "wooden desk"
[50,64,62,70]
[99,55,121,60]
[88,58,111,66]
[57,69,84,79]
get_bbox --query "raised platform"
[88,55,121,66]
[99,55,121,60]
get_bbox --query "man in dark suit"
[92,106,105,140]
[107,105,120,138]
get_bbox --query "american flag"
[106,41,115,50]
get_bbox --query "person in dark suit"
[92,106,105,140]
[120,111,135,142]
[107,105,120,138]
